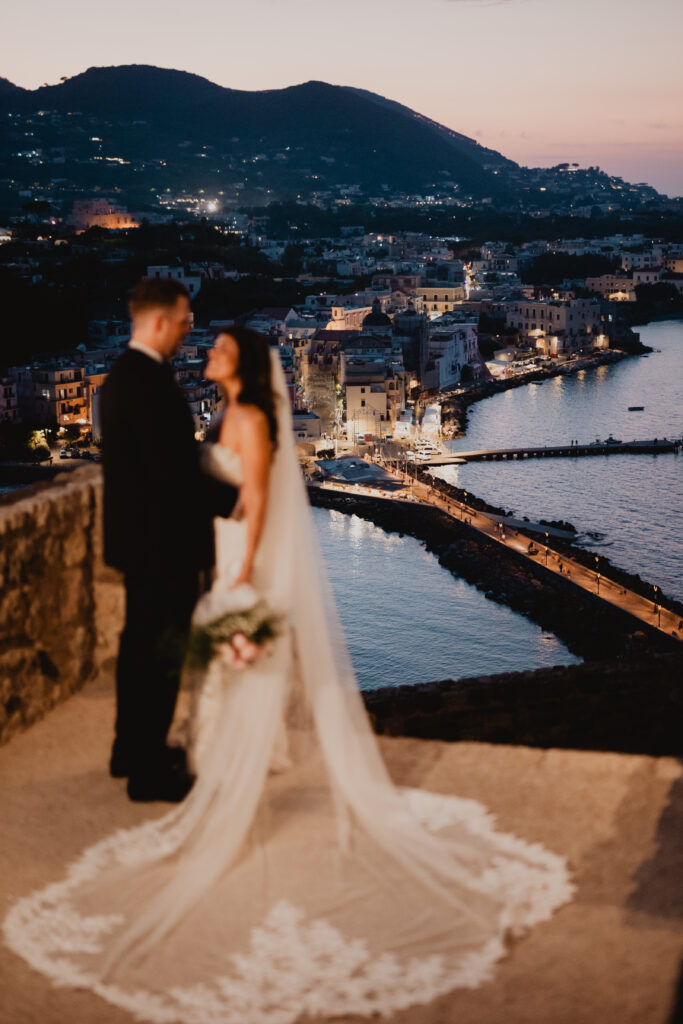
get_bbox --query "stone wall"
[0,465,120,745]
[2,470,680,757]
[363,653,683,757]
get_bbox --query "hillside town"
[1,216,682,457]
[2,39,683,1024]
[2,90,678,217]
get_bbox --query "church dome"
[362,298,392,328]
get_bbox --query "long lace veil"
[2,349,573,1021]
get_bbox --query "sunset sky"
[3,0,682,195]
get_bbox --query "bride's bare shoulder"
[234,403,267,423]
[234,404,270,443]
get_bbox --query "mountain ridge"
[0,65,514,198]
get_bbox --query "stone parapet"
[2,470,680,759]
[363,653,683,757]
[0,466,121,745]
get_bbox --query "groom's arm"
[201,474,238,519]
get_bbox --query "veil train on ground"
[3,350,574,1024]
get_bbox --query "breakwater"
[309,487,677,660]
[427,437,680,464]
[421,462,683,619]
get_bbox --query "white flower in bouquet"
[187,584,282,670]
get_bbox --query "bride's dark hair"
[225,326,278,447]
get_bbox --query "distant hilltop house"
[68,199,140,233]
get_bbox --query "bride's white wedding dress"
[3,354,574,1023]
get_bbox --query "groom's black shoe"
[127,765,195,803]
[110,743,188,779]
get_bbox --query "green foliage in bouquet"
[185,601,281,671]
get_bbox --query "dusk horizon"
[2,1,683,1018]
[3,0,682,197]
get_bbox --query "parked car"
[59,449,68,460]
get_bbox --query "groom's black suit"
[101,348,237,791]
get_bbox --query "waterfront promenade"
[315,472,682,641]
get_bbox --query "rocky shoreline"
[309,487,682,756]
[309,488,677,660]
[417,466,683,619]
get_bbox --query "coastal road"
[315,476,682,642]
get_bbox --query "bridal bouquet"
[186,583,282,670]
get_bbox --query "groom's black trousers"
[115,565,199,775]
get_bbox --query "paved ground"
[1,658,682,1024]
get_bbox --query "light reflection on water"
[441,320,683,601]
[314,507,579,691]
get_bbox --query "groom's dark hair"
[128,277,190,318]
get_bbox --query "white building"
[422,319,478,391]
[147,265,203,297]
[621,251,660,272]
[421,404,442,438]
[585,274,636,301]
[292,410,322,441]
[504,297,602,351]
[346,383,390,439]
[416,284,465,317]
[242,307,300,339]
[393,410,415,439]
[633,267,665,288]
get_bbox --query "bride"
[3,329,574,1023]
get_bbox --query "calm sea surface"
[314,506,579,690]
[438,320,683,602]
[6,322,679,690]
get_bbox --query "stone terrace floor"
[1,662,682,1024]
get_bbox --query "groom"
[101,277,237,802]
